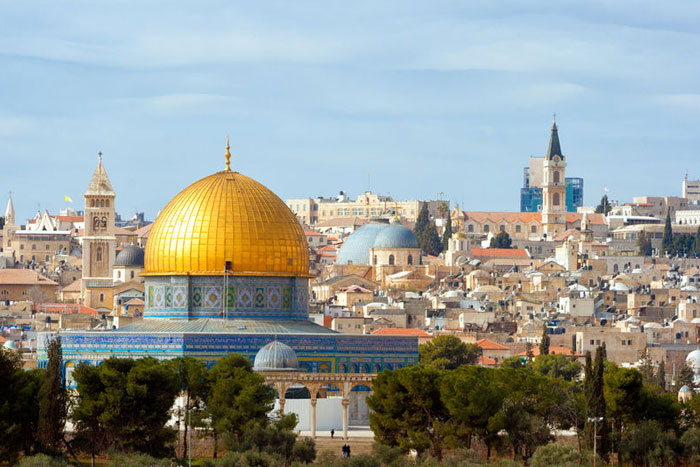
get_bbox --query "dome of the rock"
[144,169,310,277]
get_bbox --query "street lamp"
[588,416,604,467]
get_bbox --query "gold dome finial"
[225,137,231,171]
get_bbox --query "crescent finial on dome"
[225,136,231,171]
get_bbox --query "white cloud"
[649,93,700,112]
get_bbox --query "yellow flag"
[65,195,72,203]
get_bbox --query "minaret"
[2,193,17,251]
[541,117,567,238]
[81,153,116,311]
[4,193,15,226]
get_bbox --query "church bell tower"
[541,118,567,237]
[81,153,116,311]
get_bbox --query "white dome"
[687,349,700,369]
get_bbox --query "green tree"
[489,231,513,249]
[368,365,448,459]
[620,421,681,467]
[441,366,505,458]
[418,335,480,370]
[71,357,179,459]
[585,347,608,456]
[656,359,666,391]
[695,225,700,255]
[413,204,430,246]
[423,223,443,256]
[0,347,43,463]
[680,427,700,465]
[441,215,452,252]
[594,195,611,215]
[539,325,550,356]
[637,231,653,256]
[604,365,644,463]
[638,347,655,385]
[675,361,695,390]
[166,356,208,460]
[532,354,582,382]
[662,209,673,254]
[205,354,276,454]
[500,356,525,369]
[37,336,67,455]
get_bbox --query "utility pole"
[588,416,604,467]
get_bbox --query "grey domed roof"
[3,340,17,349]
[679,385,692,393]
[336,222,389,266]
[253,340,299,371]
[372,223,419,249]
[115,245,145,267]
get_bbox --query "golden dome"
[144,165,310,277]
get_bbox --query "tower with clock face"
[81,153,116,311]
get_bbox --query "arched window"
[130,271,134,279]
[483,225,490,233]
[553,171,560,184]
[516,225,521,233]
[407,255,413,265]
[531,225,537,233]
[90,199,95,207]
[93,216,100,230]
[389,255,395,265]
[614,264,619,273]
[468,224,474,233]
[96,246,102,262]
[553,193,560,206]
[99,199,104,207]
[101,217,107,228]
[99,293,104,302]
[105,199,110,207]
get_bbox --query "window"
[499,225,505,232]
[20,244,24,250]
[468,224,474,233]
[389,255,395,265]
[553,193,560,206]
[96,246,102,262]
[99,293,104,302]
[31,244,36,250]
[45,255,49,261]
[105,199,110,207]
[408,255,413,265]
[130,271,134,279]
[483,225,490,233]
[91,199,95,207]
[554,171,560,184]
[117,271,121,279]
[516,225,521,233]
[46,244,50,250]
[373,255,377,265]
[531,225,536,233]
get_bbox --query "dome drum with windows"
[143,141,312,320]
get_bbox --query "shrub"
[17,454,73,467]
[109,452,171,467]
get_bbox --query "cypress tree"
[694,225,700,255]
[591,346,609,457]
[583,351,593,448]
[441,216,452,252]
[656,360,666,391]
[414,204,430,245]
[37,336,67,454]
[662,209,673,254]
[539,324,550,356]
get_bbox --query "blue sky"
[1,1,699,221]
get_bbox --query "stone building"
[80,154,116,312]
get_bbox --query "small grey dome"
[372,223,419,249]
[115,245,145,267]
[679,385,692,393]
[3,340,17,349]
[253,340,299,371]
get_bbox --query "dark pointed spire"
[546,116,563,160]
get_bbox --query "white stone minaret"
[81,153,116,311]
[542,118,567,238]
[2,193,17,252]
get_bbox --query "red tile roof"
[462,211,606,225]
[478,355,498,366]
[476,338,509,350]
[371,328,431,337]
[0,269,58,286]
[519,346,581,357]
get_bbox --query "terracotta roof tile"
[476,338,509,350]
[371,328,431,337]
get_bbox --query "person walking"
[331,428,335,439]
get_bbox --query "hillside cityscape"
[2,2,700,467]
